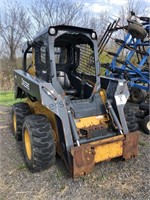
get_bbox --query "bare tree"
[30,0,83,32]
[0,1,31,70]
[80,11,109,36]
[118,0,148,26]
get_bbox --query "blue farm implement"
[98,12,150,103]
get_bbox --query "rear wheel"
[22,114,56,172]
[142,115,150,135]
[130,88,146,104]
[12,102,31,141]
[124,107,139,132]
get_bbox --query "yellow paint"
[91,135,124,163]
[27,66,35,76]
[32,48,35,68]
[24,128,32,160]
[94,140,123,163]
[100,89,107,103]
[13,113,17,133]
[75,115,109,129]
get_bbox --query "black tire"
[130,88,146,104]
[12,102,31,141]
[128,23,147,39]
[139,102,149,112]
[142,115,150,135]
[124,107,139,132]
[22,114,56,172]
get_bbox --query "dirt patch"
[0,105,149,200]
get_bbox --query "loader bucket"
[71,131,139,178]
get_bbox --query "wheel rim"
[13,113,17,133]
[24,129,32,160]
[146,121,150,131]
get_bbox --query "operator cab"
[54,29,97,99]
[24,25,99,100]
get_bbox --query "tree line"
[0,0,148,90]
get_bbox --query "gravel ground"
[0,105,150,200]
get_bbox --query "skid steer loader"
[12,25,139,177]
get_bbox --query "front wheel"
[22,114,56,172]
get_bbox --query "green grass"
[0,91,23,106]
[17,163,27,170]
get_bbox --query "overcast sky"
[84,0,149,16]
[85,0,128,13]
[0,0,149,16]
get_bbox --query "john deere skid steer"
[12,25,139,177]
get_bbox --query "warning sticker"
[115,95,127,105]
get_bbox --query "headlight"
[91,32,97,39]
[49,27,56,35]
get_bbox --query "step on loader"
[12,25,139,177]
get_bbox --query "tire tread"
[22,114,56,172]
[12,102,31,140]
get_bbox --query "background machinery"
[98,12,150,103]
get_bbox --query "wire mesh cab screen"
[34,34,50,82]
[76,44,95,76]
[54,31,96,77]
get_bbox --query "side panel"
[14,70,41,101]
